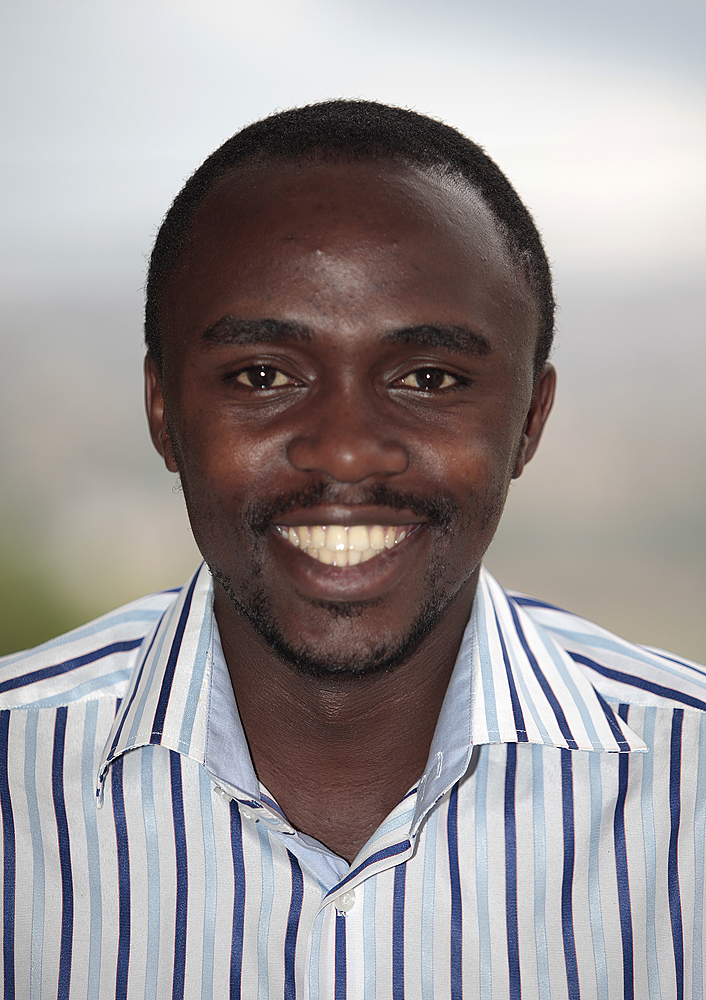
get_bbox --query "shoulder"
[509,587,706,712]
[0,587,181,710]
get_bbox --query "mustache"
[246,481,462,534]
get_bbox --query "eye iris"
[416,368,446,390]
[249,366,276,388]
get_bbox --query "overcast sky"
[1,0,704,657]
[2,0,704,292]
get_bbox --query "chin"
[211,563,455,681]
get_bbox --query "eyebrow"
[202,316,312,346]
[382,324,492,357]
[202,316,492,357]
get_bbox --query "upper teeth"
[275,524,411,566]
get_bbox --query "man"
[1,101,704,1000]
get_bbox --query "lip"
[271,504,427,528]
[268,514,428,602]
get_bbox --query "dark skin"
[146,159,555,861]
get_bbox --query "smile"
[274,524,417,567]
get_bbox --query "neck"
[216,585,475,862]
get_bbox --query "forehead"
[159,158,538,363]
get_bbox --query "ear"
[145,355,179,473]
[512,363,556,479]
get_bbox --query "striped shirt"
[1,563,705,999]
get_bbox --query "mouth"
[273,523,420,567]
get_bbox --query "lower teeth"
[316,546,379,566]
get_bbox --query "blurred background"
[1,0,704,659]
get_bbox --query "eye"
[233,365,293,389]
[396,367,463,391]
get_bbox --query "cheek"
[423,431,519,562]
[166,424,251,541]
[423,426,518,499]
[171,400,282,489]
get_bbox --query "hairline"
[145,102,554,382]
[150,150,547,381]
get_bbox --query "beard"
[207,479,504,680]
[212,552,456,679]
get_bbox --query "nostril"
[286,433,409,483]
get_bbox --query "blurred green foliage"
[0,540,87,656]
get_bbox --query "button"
[213,785,233,802]
[334,889,356,913]
[239,804,260,823]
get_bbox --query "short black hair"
[145,99,554,378]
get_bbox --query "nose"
[286,393,409,483]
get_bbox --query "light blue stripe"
[474,747,492,998]
[536,637,604,749]
[0,609,165,666]
[23,670,133,709]
[308,906,326,1000]
[141,749,161,1000]
[199,769,217,1000]
[587,752,609,998]
[692,714,706,1000]
[640,708,663,998]
[81,700,103,997]
[178,610,213,752]
[420,804,438,1000]
[362,871,377,1000]
[256,823,275,1000]
[365,805,417,844]
[474,586,501,738]
[544,629,706,691]
[24,711,45,999]
[531,745,550,1000]
[509,647,554,746]
[124,619,172,747]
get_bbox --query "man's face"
[147,159,554,676]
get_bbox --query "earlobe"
[512,363,556,479]
[144,355,179,473]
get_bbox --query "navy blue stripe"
[448,783,462,1000]
[0,712,16,1000]
[327,840,411,894]
[52,707,74,1000]
[392,863,406,1000]
[593,688,631,751]
[170,753,188,1000]
[615,705,634,1000]
[0,639,142,694]
[112,756,131,1000]
[284,853,304,1000]
[508,600,578,749]
[151,574,199,743]
[335,911,347,1000]
[512,597,706,677]
[229,801,245,1000]
[105,625,162,764]
[504,745,521,1000]
[668,711,685,1000]
[560,750,579,1000]
[260,793,288,819]
[569,653,706,712]
[512,595,565,612]
[494,609,528,740]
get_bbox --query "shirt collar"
[98,564,646,810]
[97,563,215,802]
[411,568,646,828]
